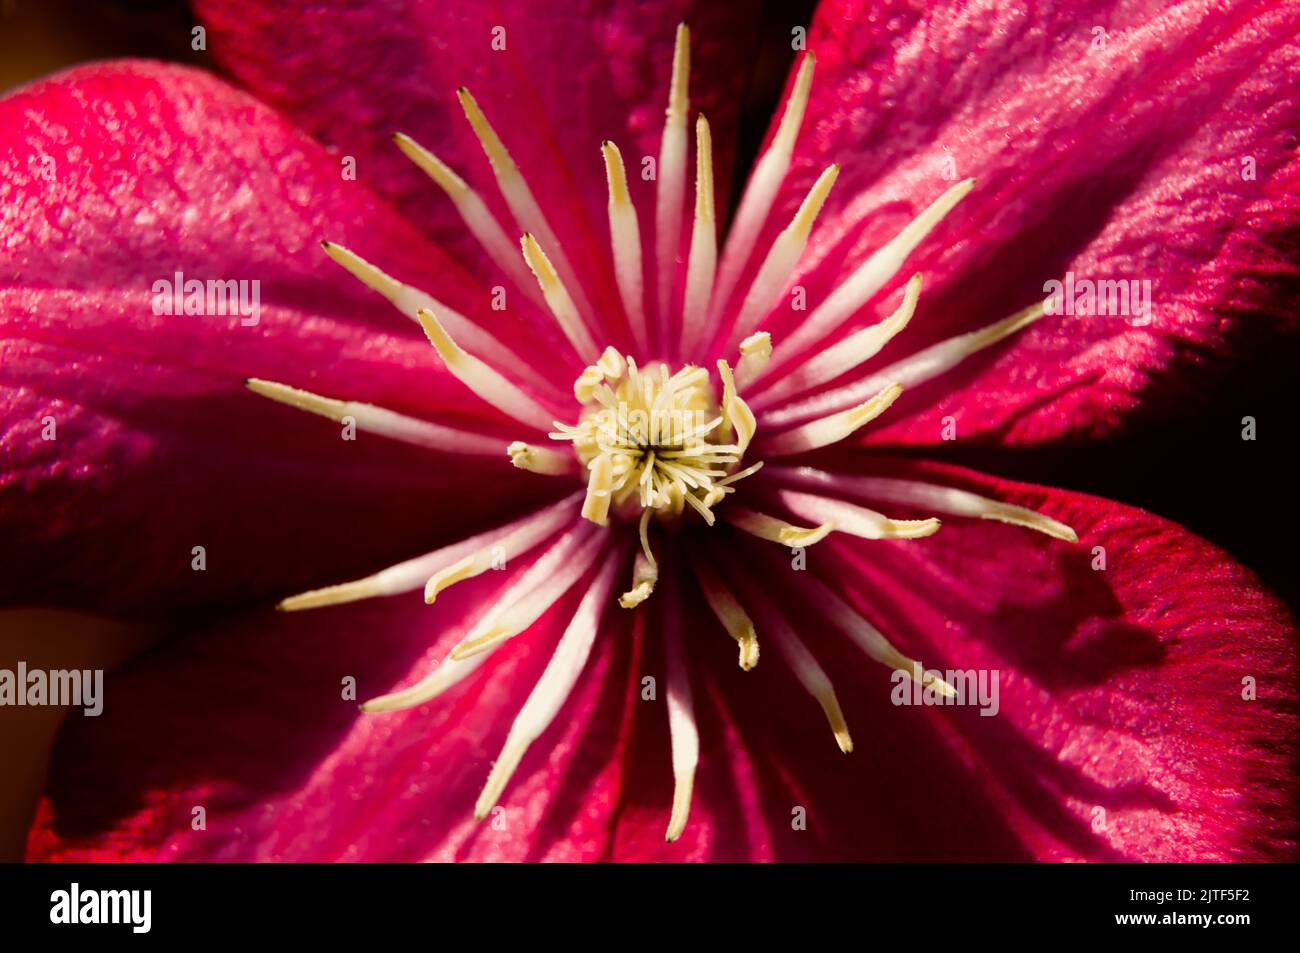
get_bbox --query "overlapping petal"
[0,63,556,615]
[749,0,1300,446]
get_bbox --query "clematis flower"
[2,0,1297,861]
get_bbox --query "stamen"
[664,592,699,842]
[655,21,690,338]
[716,359,755,453]
[520,233,600,362]
[797,569,955,696]
[361,520,590,713]
[449,527,605,660]
[753,273,921,406]
[773,466,1077,541]
[723,507,835,547]
[734,331,772,390]
[421,496,583,605]
[581,454,615,525]
[619,548,659,608]
[245,378,502,455]
[711,53,815,324]
[679,114,717,357]
[320,240,554,397]
[691,556,759,671]
[278,492,581,612]
[776,489,940,539]
[736,579,853,753]
[767,297,1049,427]
[772,178,974,365]
[392,132,544,307]
[729,164,839,344]
[416,308,553,430]
[762,382,902,456]
[601,141,649,353]
[473,559,621,820]
[457,87,594,319]
[507,441,576,475]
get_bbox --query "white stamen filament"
[735,578,853,753]
[457,86,594,320]
[691,556,759,671]
[664,591,699,842]
[753,272,921,406]
[423,497,585,605]
[797,569,955,696]
[772,466,1078,541]
[245,378,502,456]
[772,178,975,366]
[762,382,902,457]
[277,492,580,612]
[474,557,621,820]
[679,114,717,358]
[392,132,545,308]
[776,489,940,540]
[716,359,756,455]
[767,297,1049,428]
[601,141,649,353]
[723,507,835,547]
[361,520,592,713]
[416,308,553,430]
[450,525,605,659]
[710,53,815,326]
[728,163,839,345]
[655,21,690,340]
[320,240,555,398]
[520,233,600,363]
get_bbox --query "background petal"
[612,458,1297,860]
[0,62,559,615]
[26,550,634,861]
[193,0,777,339]
[754,0,1300,445]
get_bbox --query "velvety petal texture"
[193,0,770,339]
[753,0,1300,446]
[27,547,636,862]
[0,63,561,616]
[608,459,1298,861]
[27,459,1297,861]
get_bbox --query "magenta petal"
[27,554,633,862]
[763,0,1300,445]
[0,62,552,614]
[193,0,770,339]
[619,458,1296,861]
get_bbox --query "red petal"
[759,0,1300,445]
[193,0,771,340]
[616,458,1295,860]
[27,553,634,861]
[0,62,555,614]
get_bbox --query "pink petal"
[26,549,633,861]
[193,0,772,343]
[0,62,558,614]
[608,457,1296,860]
[758,0,1300,445]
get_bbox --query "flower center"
[548,348,760,527]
